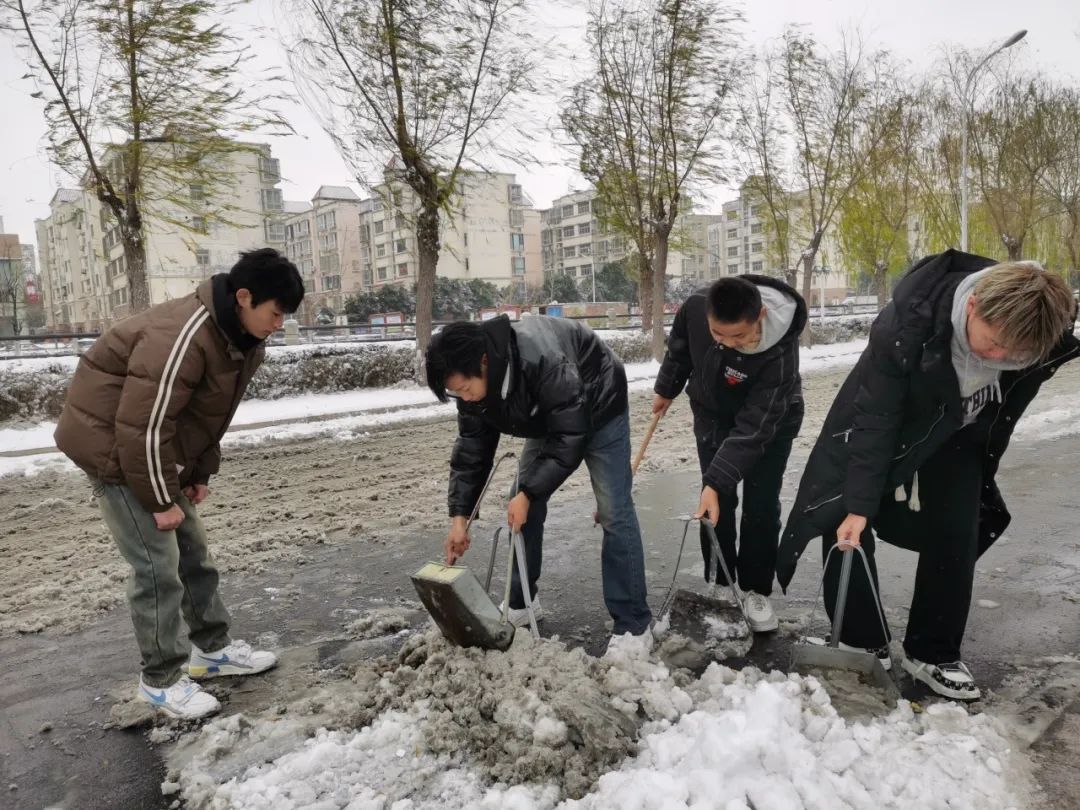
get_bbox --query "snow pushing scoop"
[789,544,901,702]
[410,453,540,651]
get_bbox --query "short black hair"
[425,321,486,402]
[228,248,305,312]
[707,276,762,323]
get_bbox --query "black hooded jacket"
[776,250,1080,591]
[447,315,628,516]
[654,275,807,493]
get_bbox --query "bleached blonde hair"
[974,261,1076,359]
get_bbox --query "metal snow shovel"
[657,517,753,645]
[789,543,901,702]
[411,452,540,650]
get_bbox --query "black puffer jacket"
[447,315,628,516]
[777,250,1080,590]
[654,275,806,493]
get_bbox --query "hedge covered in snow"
[0,319,870,424]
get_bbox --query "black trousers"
[821,427,985,663]
[696,425,794,597]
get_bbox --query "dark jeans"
[509,410,652,635]
[695,425,794,597]
[92,479,231,686]
[820,428,984,663]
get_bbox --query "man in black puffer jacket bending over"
[426,314,652,638]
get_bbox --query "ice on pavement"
[169,627,1032,810]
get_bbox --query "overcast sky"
[2,0,1077,252]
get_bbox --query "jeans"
[92,479,231,686]
[509,410,652,635]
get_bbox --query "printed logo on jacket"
[724,366,748,386]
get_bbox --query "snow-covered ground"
[0,340,870,476]
[167,625,1032,810]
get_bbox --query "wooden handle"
[631,411,663,476]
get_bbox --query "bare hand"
[694,485,720,526]
[507,491,530,533]
[652,395,673,416]
[153,503,185,532]
[836,513,867,550]
[445,516,470,565]
[182,484,210,505]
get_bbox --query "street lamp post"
[960,29,1027,253]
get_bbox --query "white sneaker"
[740,590,779,633]
[499,596,543,627]
[138,675,220,719]
[188,640,277,680]
[902,656,981,701]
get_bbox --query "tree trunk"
[639,252,654,332]
[651,232,669,361]
[799,249,817,348]
[875,260,888,310]
[121,228,150,314]
[1003,233,1023,261]
[414,203,441,381]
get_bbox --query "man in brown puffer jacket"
[55,248,304,719]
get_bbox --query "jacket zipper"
[892,404,945,461]
[832,428,853,442]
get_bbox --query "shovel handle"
[632,410,663,476]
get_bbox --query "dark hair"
[425,321,486,402]
[707,276,762,323]
[228,248,305,312]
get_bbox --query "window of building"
[508,184,524,204]
[728,263,739,274]
[376,244,386,258]
[192,216,207,232]
[563,245,576,258]
[259,156,280,183]
[750,205,761,216]
[561,204,575,217]
[396,238,407,253]
[317,210,337,230]
[727,228,737,239]
[726,210,738,221]
[751,222,762,234]
[751,261,763,272]
[578,222,591,236]
[195,248,210,267]
[299,220,310,235]
[374,220,384,235]
[398,263,409,277]
[579,244,591,256]
[395,213,405,229]
[265,221,285,242]
[751,242,762,253]
[566,266,577,277]
[511,256,526,276]
[727,246,739,257]
[260,187,283,211]
[577,201,590,215]
[377,266,387,280]
[510,233,525,251]
[562,226,575,239]
[190,184,206,201]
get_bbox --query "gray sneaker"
[499,596,543,627]
[138,675,220,719]
[741,590,779,633]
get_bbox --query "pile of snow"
[168,628,1032,810]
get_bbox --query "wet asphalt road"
[1,432,1078,809]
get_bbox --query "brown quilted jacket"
[55,279,264,512]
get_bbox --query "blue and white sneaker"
[138,675,220,719]
[188,640,277,680]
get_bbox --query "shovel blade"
[411,562,515,651]
[790,642,901,702]
[663,588,751,643]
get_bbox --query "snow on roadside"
[169,629,1032,810]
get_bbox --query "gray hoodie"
[741,284,798,355]
[950,268,1030,426]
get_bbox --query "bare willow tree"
[969,67,1063,261]
[3,0,290,313]
[563,0,742,360]
[288,0,534,364]
[742,28,897,344]
[1042,87,1080,276]
[0,242,24,336]
[836,92,922,308]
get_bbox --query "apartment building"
[36,142,285,331]
[357,171,543,300]
[283,186,367,322]
[708,178,849,305]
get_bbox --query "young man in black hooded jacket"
[654,275,807,632]
[778,251,1078,700]
[425,314,653,638]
